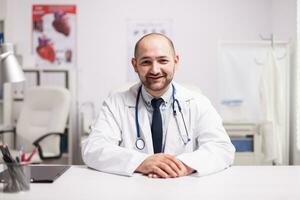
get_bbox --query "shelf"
[11,68,71,101]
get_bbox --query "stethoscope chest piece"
[135,138,145,150]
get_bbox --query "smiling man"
[82,33,235,178]
[132,33,176,97]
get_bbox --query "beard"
[140,72,173,93]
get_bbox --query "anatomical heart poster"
[32,5,76,67]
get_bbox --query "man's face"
[131,36,179,96]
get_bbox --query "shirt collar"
[124,82,195,107]
[141,85,173,108]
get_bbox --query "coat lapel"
[126,83,154,154]
[125,82,195,155]
[138,102,154,153]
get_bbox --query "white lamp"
[0,43,25,83]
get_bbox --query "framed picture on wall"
[32,5,77,68]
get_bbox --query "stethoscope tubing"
[135,84,190,150]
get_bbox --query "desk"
[1,166,300,200]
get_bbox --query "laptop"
[0,165,70,183]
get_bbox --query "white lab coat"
[82,82,235,176]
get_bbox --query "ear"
[174,55,179,71]
[131,58,138,72]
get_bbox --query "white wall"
[0,0,5,20]
[2,0,298,163]
[2,0,296,103]
[4,0,278,107]
[4,0,295,106]
[77,0,275,109]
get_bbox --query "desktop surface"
[0,165,299,200]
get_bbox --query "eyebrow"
[139,56,170,61]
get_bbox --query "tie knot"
[151,98,164,109]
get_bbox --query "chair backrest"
[16,86,71,155]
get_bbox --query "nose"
[150,61,161,74]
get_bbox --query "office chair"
[0,86,71,163]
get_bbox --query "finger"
[163,155,186,174]
[148,173,154,178]
[173,160,187,176]
[184,164,195,175]
[163,154,185,171]
[159,158,181,176]
[152,174,159,178]
[148,173,160,178]
[163,155,188,176]
[153,166,169,178]
[151,154,180,175]
[157,162,178,178]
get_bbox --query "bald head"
[134,33,176,58]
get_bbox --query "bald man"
[82,33,235,178]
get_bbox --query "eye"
[158,59,169,64]
[140,60,152,66]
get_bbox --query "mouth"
[147,76,164,80]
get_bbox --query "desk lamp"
[0,43,25,148]
[0,43,25,83]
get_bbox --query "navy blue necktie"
[151,98,164,153]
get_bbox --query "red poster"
[32,5,76,67]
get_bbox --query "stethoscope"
[135,84,191,150]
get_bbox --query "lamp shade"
[0,43,25,83]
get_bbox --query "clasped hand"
[135,153,194,178]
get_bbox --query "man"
[82,33,235,178]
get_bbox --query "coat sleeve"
[81,96,148,176]
[176,96,236,176]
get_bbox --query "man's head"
[132,33,179,97]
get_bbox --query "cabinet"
[225,123,272,165]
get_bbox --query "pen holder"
[1,163,30,193]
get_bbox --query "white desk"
[1,166,300,200]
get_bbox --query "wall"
[0,0,5,20]
[4,0,276,107]
[1,0,298,163]
[77,0,275,108]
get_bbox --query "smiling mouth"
[147,76,164,80]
